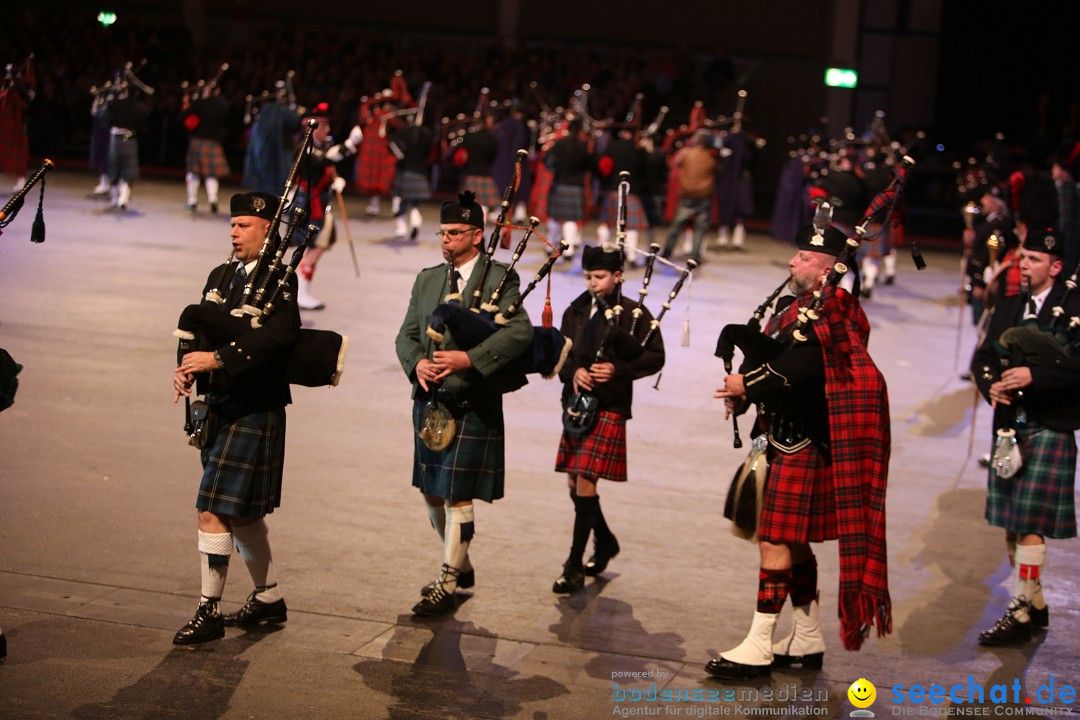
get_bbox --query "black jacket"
[558,290,664,418]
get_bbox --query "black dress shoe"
[1029,604,1049,629]
[223,593,288,627]
[173,602,225,645]
[552,565,585,594]
[412,583,457,616]
[771,651,824,670]
[705,656,771,680]
[885,275,895,285]
[584,536,620,576]
[210,202,218,215]
[421,569,474,597]
[979,607,1032,646]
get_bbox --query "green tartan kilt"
[986,419,1077,539]
[412,396,505,503]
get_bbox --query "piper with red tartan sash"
[710,224,892,679]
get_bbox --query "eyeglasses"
[435,228,477,238]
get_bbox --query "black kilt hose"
[412,396,506,503]
[198,408,286,518]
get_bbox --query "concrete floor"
[0,171,1077,719]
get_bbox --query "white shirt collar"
[454,254,480,285]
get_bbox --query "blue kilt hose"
[198,409,286,518]
[107,134,139,183]
[759,442,838,544]
[392,169,432,203]
[987,418,1077,539]
[462,175,502,208]
[186,138,231,177]
[599,191,649,230]
[555,410,628,482]
[412,396,506,503]
[549,184,586,222]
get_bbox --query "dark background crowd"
[3,1,1080,235]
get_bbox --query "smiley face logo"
[848,678,877,709]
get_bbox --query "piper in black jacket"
[552,246,664,593]
[971,227,1080,646]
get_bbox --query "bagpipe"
[561,173,691,434]
[424,151,574,383]
[0,159,54,242]
[174,121,350,444]
[89,60,155,116]
[244,71,299,125]
[181,62,228,111]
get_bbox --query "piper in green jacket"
[395,191,533,616]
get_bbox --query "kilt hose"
[107,135,139,183]
[556,410,628,483]
[599,191,649,230]
[198,408,286,518]
[186,138,230,177]
[758,442,838,544]
[462,175,502,208]
[412,397,506,503]
[391,170,432,203]
[987,419,1077,539]
[549,184,586,222]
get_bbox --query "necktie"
[1026,297,1038,319]
[449,268,460,295]
[227,264,248,309]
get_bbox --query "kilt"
[986,419,1077,538]
[549,184,585,222]
[555,410,628,482]
[599,191,649,230]
[106,135,139,183]
[186,138,230,177]
[198,409,286,518]
[355,139,396,196]
[463,175,501,208]
[529,159,554,222]
[392,169,432,202]
[758,443,838,544]
[412,396,505,503]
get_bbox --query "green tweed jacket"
[396,258,534,399]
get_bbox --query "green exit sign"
[825,68,858,88]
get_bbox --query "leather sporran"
[723,434,769,542]
[991,427,1023,479]
[188,400,217,450]
[561,392,601,437]
[419,400,457,451]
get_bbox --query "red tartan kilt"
[555,410,628,482]
[355,140,396,195]
[462,175,502,208]
[186,138,230,177]
[599,191,649,229]
[530,159,554,222]
[758,444,837,543]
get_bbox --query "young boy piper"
[553,245,665,593]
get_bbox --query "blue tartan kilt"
[555,410,628,482]
[759,442,838,544]
[599,192,649,230]
[986,419,1077,538]
[392,170,432,202]
[198,409,286,518]
[186,138,231,177]
[412,396,505,503]
[549,184,586,222]
[107,135,139,183]
[462,175,502,208]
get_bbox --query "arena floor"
[0,170,1077,719]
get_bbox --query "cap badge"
[810,232,824,247]
[252,196,266,212]
[1045,234,1056,249]
[461,208,471,220]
